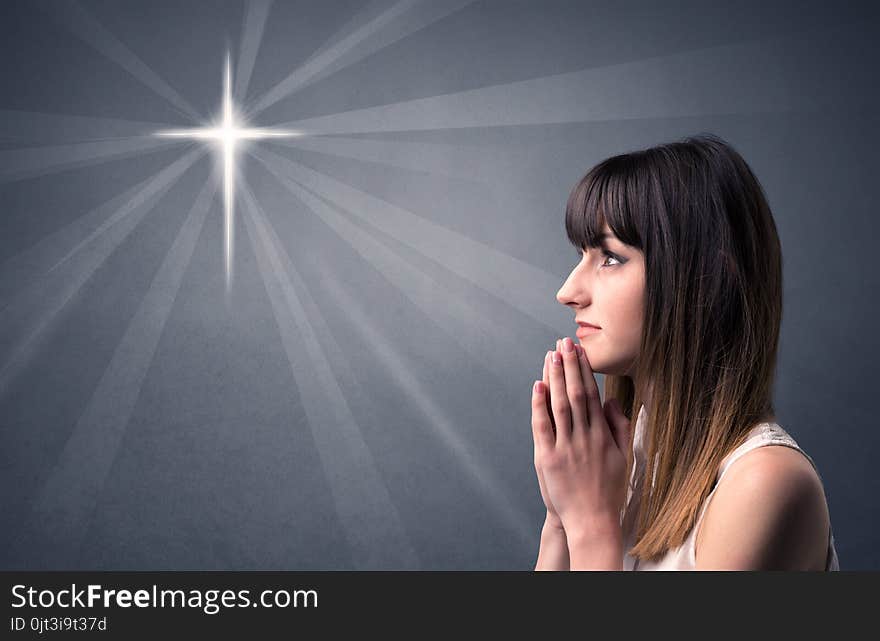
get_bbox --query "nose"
[556,264,586,308]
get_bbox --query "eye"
[575,248,624,267]
[600,250,622,267]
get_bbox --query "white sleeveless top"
[620,405,840,570]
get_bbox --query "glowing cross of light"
[155,53,300,294]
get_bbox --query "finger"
[576,344,605,427]
[542,351,555,431]
[604,396,633,455]
[531,380,554,452]
[548,345,571,447]
[561,337,589,441]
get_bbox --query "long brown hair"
[564,133,783,562]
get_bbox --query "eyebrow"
[580,232,620,251]
[595,233,627,252]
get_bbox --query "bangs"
[564,156,643,251]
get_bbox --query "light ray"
[266,134,523,184]
[245,0,418,117]
[250,149,548,381]
[0,148,206,397]
[234,0,274,101]
[249,155,548,548]
[251,146,570,336]
[0,155,197,312]
[271,28,857,135]
[154,53,301,296]
[239,179,420,569]
[245,0,476,119]
[35,0,201,122]
[317,265,535,549]
[0,137,185,184]
[8,175,218,568]
[0,110,178,144]
[245,153,535,547]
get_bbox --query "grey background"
[0,0,877,569]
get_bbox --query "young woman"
[530,134,840,571]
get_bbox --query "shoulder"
[695,444,831,570]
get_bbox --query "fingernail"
[563,337,573,352]
[534,381,543,394]
[551,350,561,365]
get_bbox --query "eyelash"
[577,250,622,267]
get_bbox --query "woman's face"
[556,224,645,376]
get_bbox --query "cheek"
[607,278,644,343]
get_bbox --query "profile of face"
[555,224,645,377]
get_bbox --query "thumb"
[604,398,633,453]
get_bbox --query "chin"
[579,347,606,374]
[580,345,631,377]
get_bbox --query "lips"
[576,324,601,338]
[576,321,601,329]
